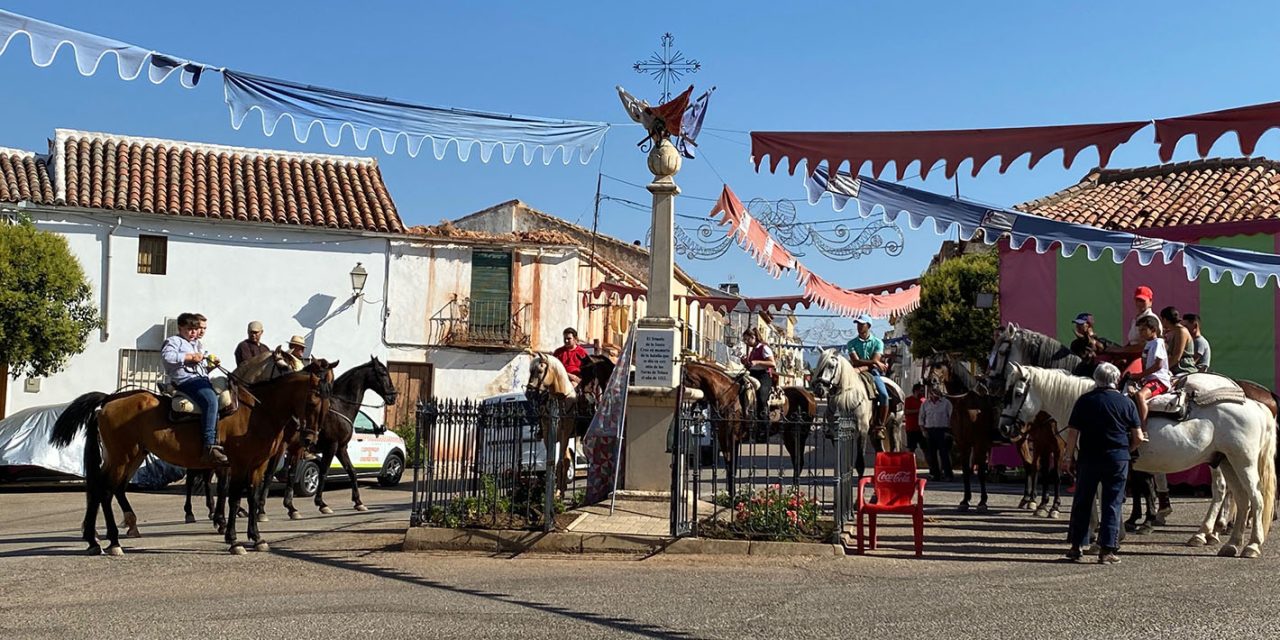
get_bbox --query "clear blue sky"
[5,1,1280,339]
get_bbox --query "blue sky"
[5,1,1280,340]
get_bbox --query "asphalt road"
[1,479,1277,639]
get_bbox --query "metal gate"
[669,390,701,537]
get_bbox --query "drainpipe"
[100,217,121,342]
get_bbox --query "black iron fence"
[409,397,589,531]
[671,397,861,541]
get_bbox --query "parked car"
[473,391,588,479]
[287,409,407,497]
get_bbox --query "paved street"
[1,480,1277,639]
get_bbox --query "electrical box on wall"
[23,378,39,393]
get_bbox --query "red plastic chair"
[856,451,927,556]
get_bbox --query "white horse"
[999,364,1277,558]
[811,348,903,479]
[525,352,579,494]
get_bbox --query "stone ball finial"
[647,138,681,178]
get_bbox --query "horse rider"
[234,320,269,367]
[740,327,776,434]
[1181,313,1211,371]
[287,335,307,361]
[1062,362,1140,565]
[554,327,589,386]
[161,312,227,465]
[1131,315,1168,445]
[1160,306,1198,377]
[846,314,890,430]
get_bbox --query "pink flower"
[786,510,798,523]
[735,502,745,511]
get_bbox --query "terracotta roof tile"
[1016,157,1280,231]
[0,148,56,205]
[52,130,403,233]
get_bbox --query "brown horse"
[525,352,579,496]
[769,386,819,485]
[682,361,747,496]
[50,361,335,555]
[927,354,997,512]
[1012,411,1066,517]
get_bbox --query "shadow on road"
[273,547,708,640]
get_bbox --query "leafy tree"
[0,217,101,378]
[904,248,999,362]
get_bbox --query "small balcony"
[430,298,532,348]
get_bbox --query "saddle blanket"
[1148,373,1245,417]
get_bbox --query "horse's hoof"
[1242,544,1262,559]
[319,506,334,515]
[1048,509,1060,519]
[216,524,225,535]
[289,511,302,520]
[257,513,269,523]
[85,543,103,556]
[1026,502,1038,512]
[229,545,247,556]
[106,545,125,557]
[125,527,141,539]
[1187,534,1207,547]
[1206,533,1221,545]
[253,541,270,553]
[976,503,989,513]
[354,504,369,512]
[957,503,970,512]
[184,513,197,524]
[1218,544,1240,557]
[1034,507,1049,518]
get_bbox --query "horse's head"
[300,359,339,446]
[987,323,1020,391]
[997,363,1039,439]
[810,349,839,399]
[367,355,398,406]
[273,346,305,374]
[525,352,574,402]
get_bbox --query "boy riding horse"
[846,314,890,432]
[161,313,226,465]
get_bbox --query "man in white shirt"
[920,387,954,481]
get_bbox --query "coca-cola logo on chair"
[875,470,913,485]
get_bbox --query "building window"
[138,235,167,275]
[467,250,515,343]
[118,349,166,390]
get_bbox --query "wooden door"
[385,362,433,432]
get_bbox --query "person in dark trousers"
[920,387,953,481]
[1062,362,1141,564]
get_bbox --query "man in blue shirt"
[161,312,227,465]
[845,314,889,429]
[1062,362,1141,565]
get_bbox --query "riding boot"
[202,445,229,465]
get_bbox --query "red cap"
[1134,285,1153,302]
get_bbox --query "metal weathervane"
[634,33,700,102]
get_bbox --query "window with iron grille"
[468,250,513,343]
[137,235,167,275]
[118,349,166,391]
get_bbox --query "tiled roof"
[53,130,403,233]
[1015,157,1280,231]
[0,147,55,205]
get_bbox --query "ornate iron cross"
[634,33,700,102]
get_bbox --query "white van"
[474,392,588,478]
[290,408,407,497]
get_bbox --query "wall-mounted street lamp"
[350,262,368,298]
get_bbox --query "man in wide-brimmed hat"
[287,335,307,360]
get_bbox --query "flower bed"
[700,484,834,543]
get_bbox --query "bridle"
[999,375,1033,439]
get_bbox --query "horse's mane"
[1014,365,1096,424]
[1011,327,1080,371]
[817,349,868,419]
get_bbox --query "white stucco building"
[0,130,409,425]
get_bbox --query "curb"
[403,526,843,557]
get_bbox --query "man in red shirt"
[553,327,589,384]
[903,383,926,456]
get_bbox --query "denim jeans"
[868,368,889,406]
[177,377,219,448]
[1068,450,1130,550]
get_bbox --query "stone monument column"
[622,137,683,495]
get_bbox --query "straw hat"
[288,335,306,349]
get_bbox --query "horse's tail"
[1260,409,1277,535]
[50,391,108,448]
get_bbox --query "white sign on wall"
[633,328,677,387]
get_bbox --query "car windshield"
[353,411,378,434]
